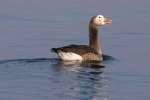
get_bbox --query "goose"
[51,15,111,61]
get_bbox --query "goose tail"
[51,48,59,53]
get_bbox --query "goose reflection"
[52,60,105,72]
[51,60,109,100]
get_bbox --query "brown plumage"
[51,15,111,61]
[51,45,101,61]
[89,16,100,53]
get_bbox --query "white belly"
[58,52,83,61]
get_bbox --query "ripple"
[0,57,111,100]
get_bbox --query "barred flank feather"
[51,44,102,61]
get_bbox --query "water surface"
[0,0,150,100]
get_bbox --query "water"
[0,0,150,100]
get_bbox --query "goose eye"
[97,15,104,19]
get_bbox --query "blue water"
[0,0,150,100]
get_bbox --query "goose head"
[91,15,112,26]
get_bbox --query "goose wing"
[51,44,99,55]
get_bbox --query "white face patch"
[58,52,83,61]
[93,15,105,25]
[96,15,105,25]
[97,15,104,19]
